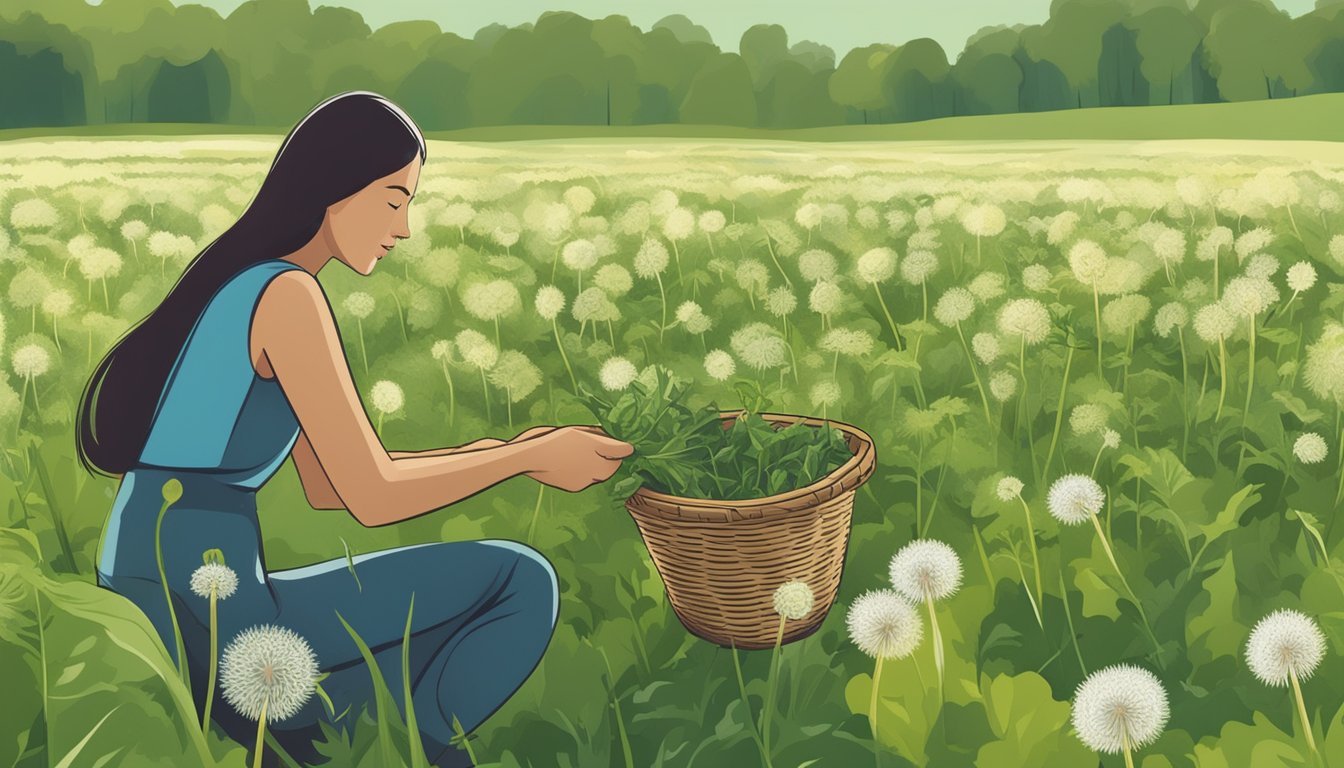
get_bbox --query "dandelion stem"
[1012,548,1043,629]
[1216,338,1228,422]
[874,285,904,352]
[154,492,189,693]
[1043,344,1076,478]
[1018,496,1044,618]
[1122,729,1134,768]
[1290,666,1317,754]
[730,641,773,768]
[1059,565,1088,676]
[203,589,218,733]
[1093,283,1103,379]
[1242,314,1257,433]
[924,594,944,690]
[870,655,884,754]
[1089,512,1163,660]
[762,617,786,753]
[599,647,635,768]
[955,322,992,426]
[253,697,269,768]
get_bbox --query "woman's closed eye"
[389,203,401,210]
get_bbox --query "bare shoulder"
[251,268,333,377]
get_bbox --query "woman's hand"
[523,426,633,493]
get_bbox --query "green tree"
[680,51,757,126]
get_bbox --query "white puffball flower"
[1071,664,1169,755]
[1070,403,1108,435]
[561,239,598,272]
[1196,226,1235,262]
[370,380,404,414]
[1069,240,1108,284]
[934,287,976,327]
[900,250,940,285]
[1048,211,1080,245]
[1245,608,1328,688]
[889,539,962,603]
[600,356,638,391]
[675,300,703,324]
[594,263,633,296]
[343,292,375,319]
[634,238,670,278]
[219,624,319,723]
[1304,322,1344,405]
[764,286,797,317]
[808,280,844,316]
[430,339,454,362]
[704,349,736,381]
[1244,252,1279,280]
[968,272,1007,303]
[1101,294,1151,335]
[972,332,1001,365]
[80,247,123,281]
[463,280,521,321]
[730,322,788,371]
[773,579,816,621]
[856,247,897,283]
[1293,433,1328,464]
[454,328,498,370]
[961,203,1006,238]
[1329,234,1344,265]
[190,563,239,600]
[798,249,837,283]
[1102,428,1121,450]
[846,588,924,660]
[698,210,726,234]
[810,380,842,408]
[563,185,596,215]
[1221,275,1279,318]
[1153,302,1188,339]
[996,475,1024,502]
[535,285,566,321]
[1193,303,1236,343]
[1047,473,1105,525]
[12,344,51,379]
[997,299,1051,345]
[795,202,824,229]
[1023,263,1053,292]
[1235,226,1274,260]
[1287,262,1317,293]
[819,327,874,357]
[988,369,1017,401]
[663,207,695,241]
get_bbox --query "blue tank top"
[135,258,310,489]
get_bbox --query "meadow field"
[2,132,1344,767]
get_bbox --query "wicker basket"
[624,410,877,650]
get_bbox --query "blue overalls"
[95,258,558,766]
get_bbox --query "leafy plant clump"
[576,365,854,501]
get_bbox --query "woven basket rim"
[626,409,875,511]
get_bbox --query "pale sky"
[155,0,1318,59]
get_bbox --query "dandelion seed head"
[773,579,816,620]
[1047,211,1080,246]
[1071,664,1169,754]
[698,210,726,234]
[1195,226,1234,262]
[535,285,566,320]
[730,323,788,371]
[1192,303,1235,343]
[819,327,874,357]
[1047,473,1105,525]
[1070,403,1108,435]
[1102,428,1121,449]
[968,272,1007,303]
[1153,302,1188,339]
[593,263,633,296]
[934,287,976,327]
[1068,240,1108,284]
[996,299,1051,345]
[634,238,669,277]
[342,292,375,319]
[430,339,454,362]
[561,239,598,272]
[846,588,923,660]
[1304,321,1344,405]
[996,475,1024,501]
[856,247,897,283]
[900,250,940,285]
[676,300,704,324]
[1287,262,1317,293]
[961,204,1006,238]
[1221,276,1278,318]
[190,563,239,600]
[12,344,50,379]
[1235,226,1274,259]
[1245,608,1327,687]
[971,332,1001,365]
[798,249,837,283]
[454,328,498,370]
[220,624,319,723]
[563,185,596,215]
[663,207,695,241]
[1101,294,1151,335]
[889,539,962,603]
[808,280,844,316]
[600,356,638,391]
[988,369,1017,401]
[764,285,797,317]
[810,380,842,408]
[1023,263,1053,292]
[1293,433,1328,464]
[704,349,736,381]
[370,380,404,414]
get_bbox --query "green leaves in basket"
[575,364,854,501]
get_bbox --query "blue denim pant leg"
[261,538,560,766]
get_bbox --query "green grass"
[1,92,1342,144]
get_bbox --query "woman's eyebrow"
[385,184,414,200]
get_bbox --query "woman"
[76,91,633,766]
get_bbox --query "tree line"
[1,0,1342,131]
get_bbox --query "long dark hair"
[76,91,426,478]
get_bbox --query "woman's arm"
[385,427,557,460]
[256,270,551,527]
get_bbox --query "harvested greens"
[576,365,854,501]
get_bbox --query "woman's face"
[327,156,421,275]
